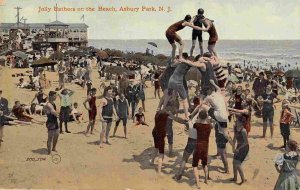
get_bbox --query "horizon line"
[89,38,300,41]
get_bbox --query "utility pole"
[14,6,22,28]
[55,3,58,21]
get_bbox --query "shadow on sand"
[32,148,48,155]
[122,147,183,172]
[266,143,285,152]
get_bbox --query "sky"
[0,0,299,40]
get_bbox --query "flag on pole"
[80,14,85,22]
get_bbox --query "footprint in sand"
[252,168,260,179]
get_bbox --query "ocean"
[89,39,300,68]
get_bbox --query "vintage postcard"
[0,0,299,190]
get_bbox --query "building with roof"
[0,20,88,51]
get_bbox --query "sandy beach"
[0,65,299,190]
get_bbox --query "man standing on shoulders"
[98,87,118,148]
[200,15,219,57]
[44,91,59,155]
[190,8,205,57]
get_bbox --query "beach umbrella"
[155,54,168,61]
[69,50,87,57]
[148,42,158,48]
[285,69,300,78]
[228,74,240,82]
[97,51,109,59]
[79,46,100,53]
[154,59,169,66]
[105,66,130,75]
[49,51,64,60]
[274,70,285,76]
[31,57,57,67]
[264,70,272,76]
[13,51,28,59]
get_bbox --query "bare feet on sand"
[230,178,237,182]
[238,179,247,185]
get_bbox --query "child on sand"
[134,107,148,126]
[83,88,98,135]
[231,116,249,185]
[279,101,294,149]
[69,102,84,123]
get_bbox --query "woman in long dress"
[274,140,299,190]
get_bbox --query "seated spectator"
[12,101,44,124]
[69,102,83,123]
[134,107,149,127]
[25,103,44,116]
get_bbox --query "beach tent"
[31,57,57,67]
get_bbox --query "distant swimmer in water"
[166,15,207,62]
[200,16,219,57]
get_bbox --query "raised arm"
[228,107,249,115]
[168,111,187,125]
[203,19,211,30]
[184,22,206,31]
[210,79,221,92]
[179,58,206,69]
[274,96,281,104]
[47,103,58,117]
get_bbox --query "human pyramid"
[151,8,299,190]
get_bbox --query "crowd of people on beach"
[0,7,299,190]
